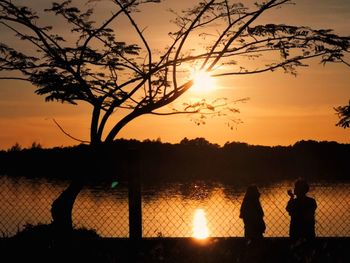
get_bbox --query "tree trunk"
[49,145,103,237]
[51,178,83,234]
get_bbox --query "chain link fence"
[0,175,349,238]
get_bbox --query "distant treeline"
[0,138,349,184]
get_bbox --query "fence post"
[128,149,142,240]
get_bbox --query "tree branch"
[52,118,90,144]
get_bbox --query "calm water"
[0,175,349,237]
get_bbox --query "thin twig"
[52,118,90,144]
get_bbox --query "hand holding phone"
[287,189,294,198]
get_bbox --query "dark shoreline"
[1,139,349,184]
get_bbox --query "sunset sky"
[0,0,349,150]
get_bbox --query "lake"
[0,175,349,238]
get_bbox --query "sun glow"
[193,208,209,239]
[191,70,216,93]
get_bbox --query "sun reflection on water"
[193,208,209,239]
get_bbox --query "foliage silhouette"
[1,138,349,184]
[335,100,350,128]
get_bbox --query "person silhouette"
[240,185,266,240]
[286,179,317,241]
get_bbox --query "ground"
[0,224,349,262]
[1,232,349,262]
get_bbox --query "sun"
[191,70,216,93]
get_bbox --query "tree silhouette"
[335,100,350,128]
[1,0,349,231]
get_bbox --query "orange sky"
[0,0,349,150]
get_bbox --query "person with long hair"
[240,185,266,240]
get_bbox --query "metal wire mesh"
[142,182,350,237]
[0,176,129,238]
[0,176,349,238]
